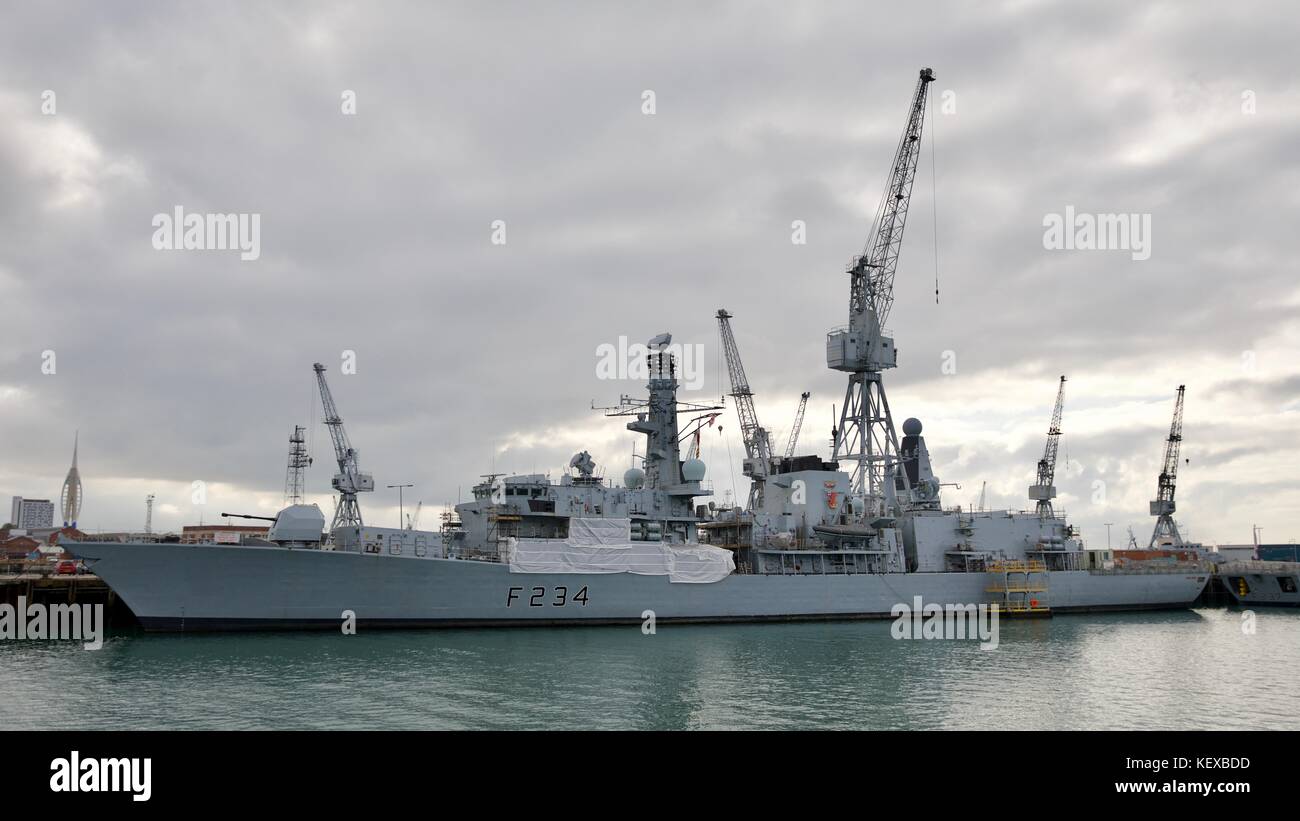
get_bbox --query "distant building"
[1258,544,1300,563]
[1213,544,1257,562]
[3,534,40,555]
[9,497,54,529]
[60,432,83,527]
[19,527,87,557]
[181,524,270,544]
[33,526,86,543]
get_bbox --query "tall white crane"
[1029,375,1066,517]
[829,68,935,505]
[406,501,423,531]
[716,309,773,506]
[1149,385,1186,548]
[783,392,810,459]
[313,362,374,530]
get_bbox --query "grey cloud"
[1,1,1297,539]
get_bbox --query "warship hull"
[70,541,1209,632]
[1216,562,1300,607]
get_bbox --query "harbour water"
[2,608,1297,730]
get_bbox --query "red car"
[55,560,78,575]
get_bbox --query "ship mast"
[283,425,312,505]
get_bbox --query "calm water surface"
[2,608,1296,730]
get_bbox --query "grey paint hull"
[1218,565,1300,607]
[69,541,1210,632]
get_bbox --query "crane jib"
[849,68,934,327]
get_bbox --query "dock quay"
[0,573,139,627]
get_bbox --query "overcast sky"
[1,1,1297,547]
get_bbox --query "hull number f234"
[507,586,589,608]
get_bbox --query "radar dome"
[682,458,706,482]
[623,467,645,489]
[902,417,923,436]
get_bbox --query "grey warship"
[65,67,1210,630]
[67,342,1208,631]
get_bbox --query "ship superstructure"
[452,342,719,557]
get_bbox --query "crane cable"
[930,89,940,304]
[307,376,317,498]
[724,426,738,510]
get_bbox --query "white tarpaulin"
[508,521,734,584]
[566,517,632,546]
[661,545,736,584]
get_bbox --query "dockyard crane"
[406,501,423,531]
[830,68,935,504]
[313,362,375,530]
[1148,385,1186,548]
[716,309,773,506]
[283,424,313,505]
[1029,376,1067,517]
[783,392,811,459]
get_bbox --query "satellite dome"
[902,417,923,436]
[624,467,645,489]
[682,458,706,482]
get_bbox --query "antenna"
[387,483,414,531]
[284,424,312,505]
[829,404,838,456]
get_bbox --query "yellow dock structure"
[986,560,1051,616]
